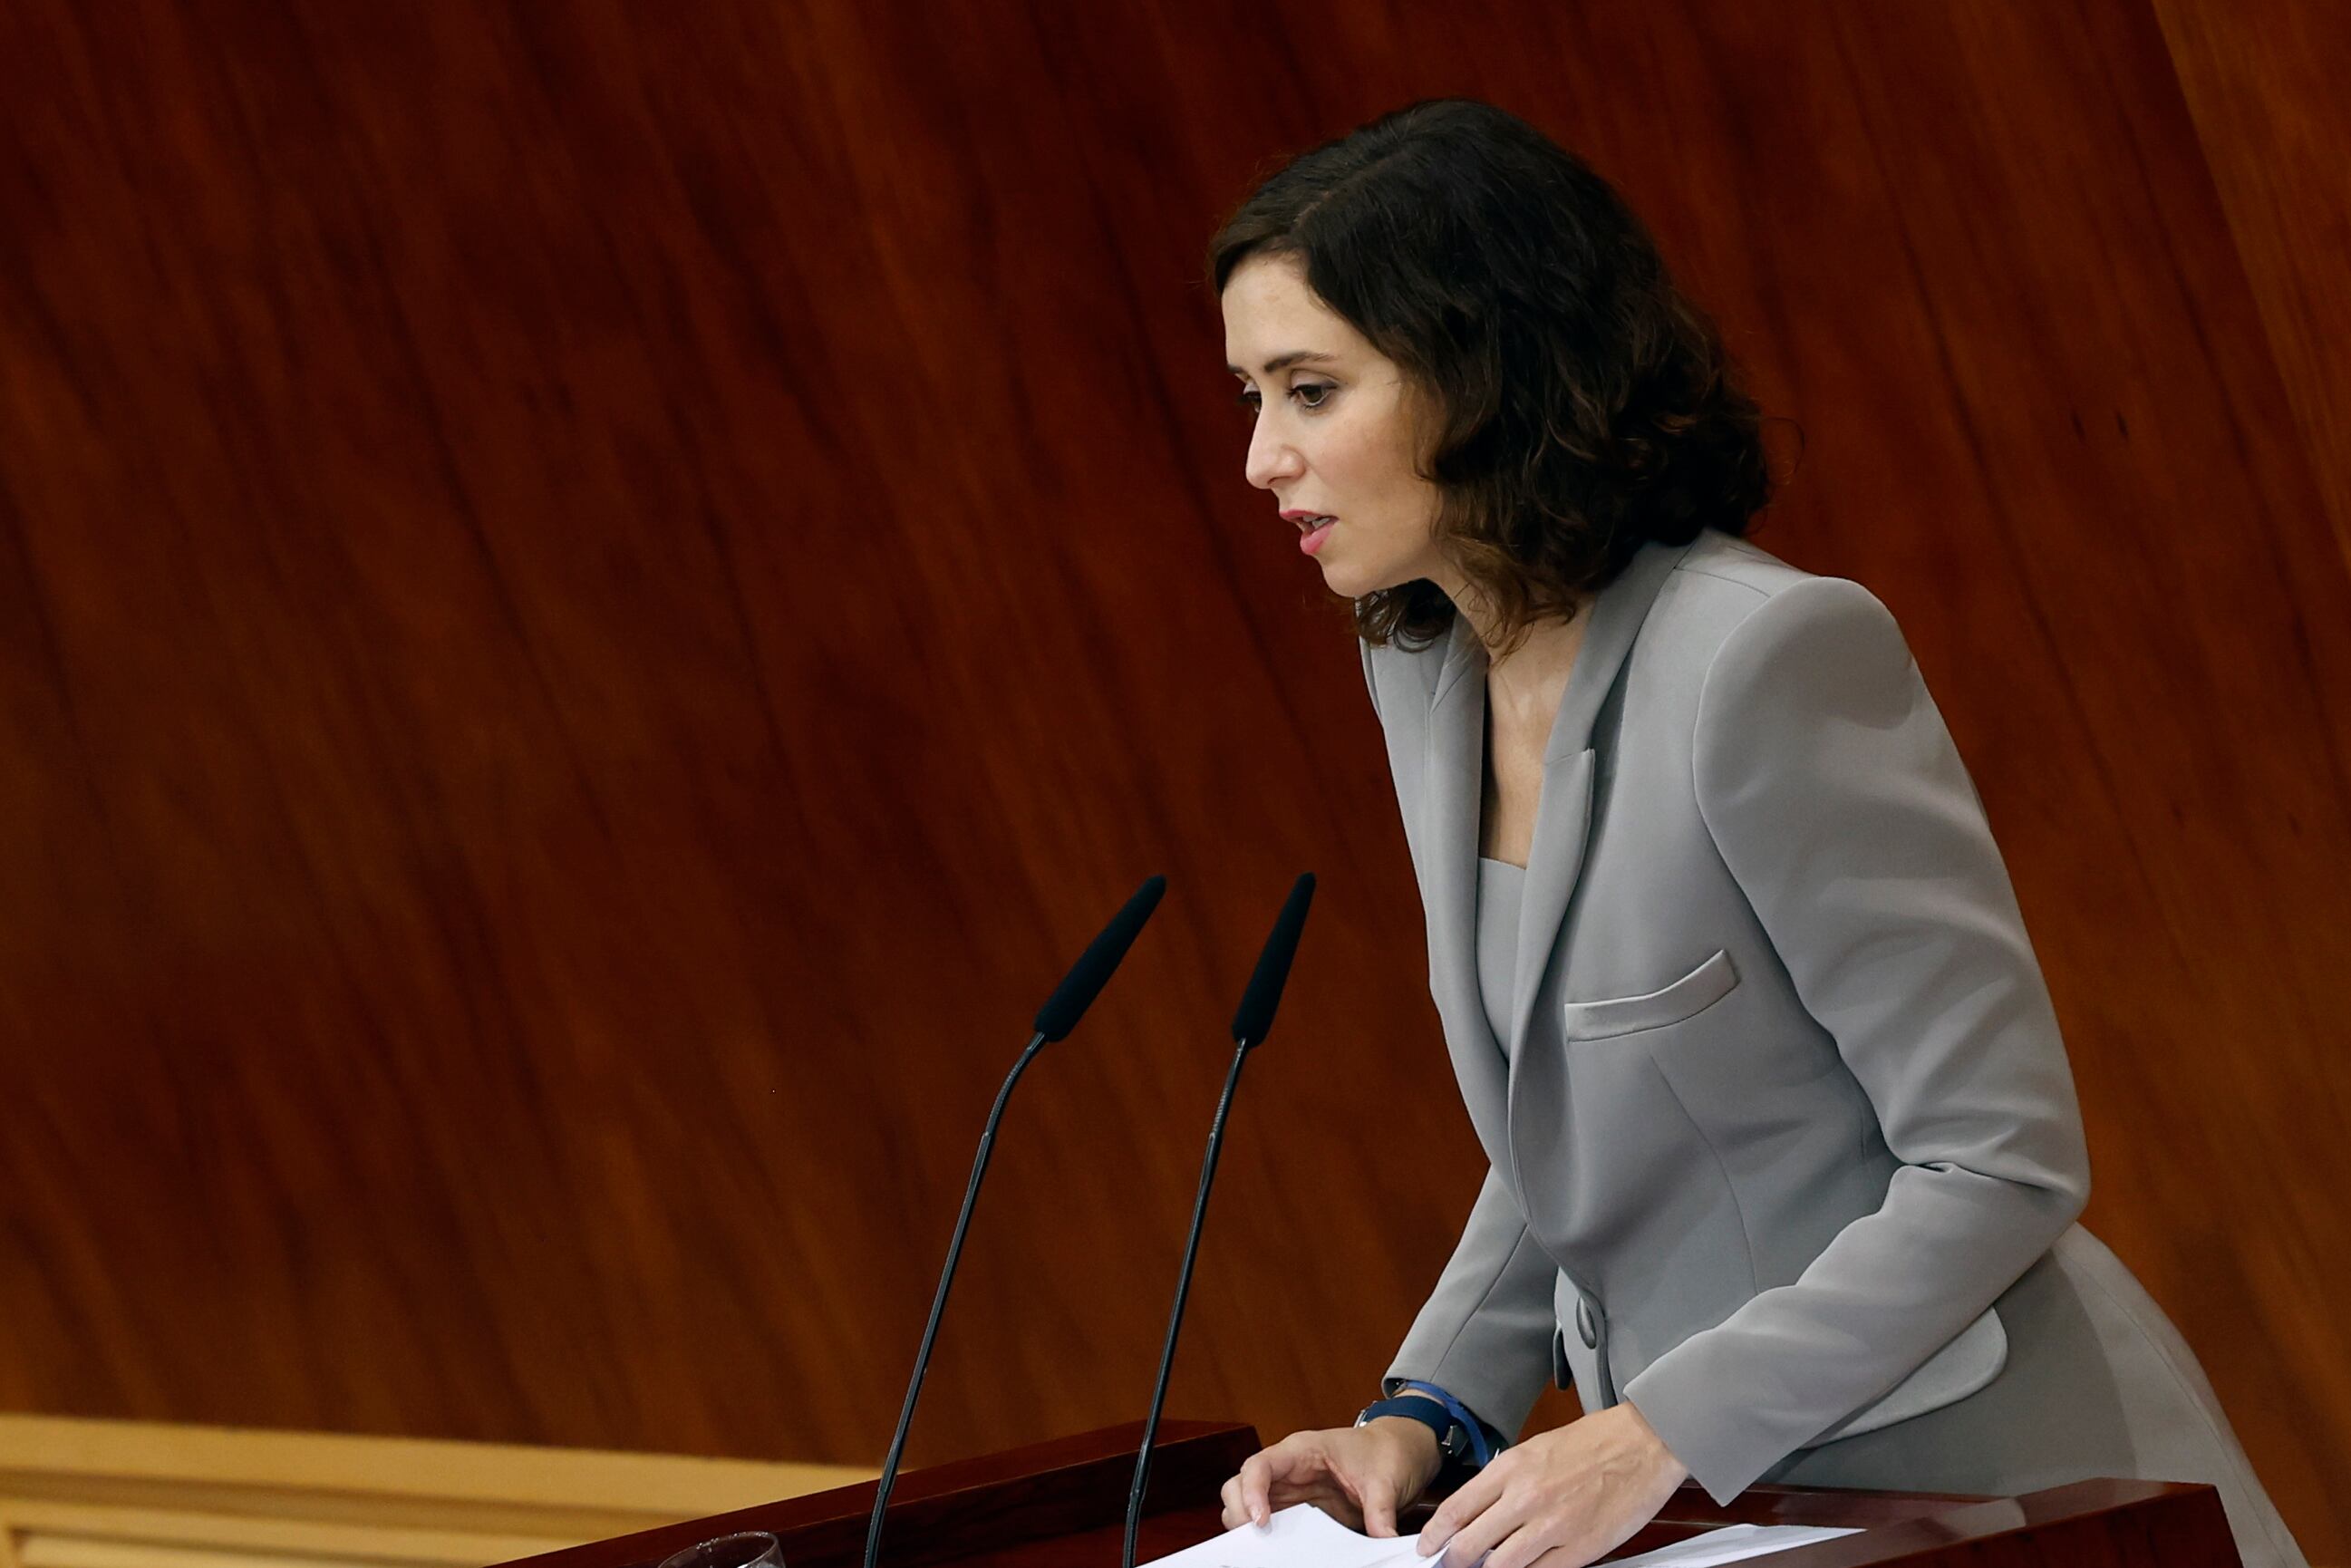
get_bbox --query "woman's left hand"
[1415,1401,1689,1568]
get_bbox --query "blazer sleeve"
[1621,576,2092,1503]
[1384,1163,1562,1441]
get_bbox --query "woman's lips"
[1299,517,1337,557]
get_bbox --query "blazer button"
[1575,1294,1600,1350]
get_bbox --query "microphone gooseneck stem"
[1121,1037,1254,1568]
[862,1028,1050,1568]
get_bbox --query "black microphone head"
[1033,875,1166,1041]
[1230,872,1314,1048]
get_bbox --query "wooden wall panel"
[0,1,2343,1561]
[2154,0,2351,584]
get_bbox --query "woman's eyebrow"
[1226,349,1340,375]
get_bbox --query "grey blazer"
[1364,528,2305,1567]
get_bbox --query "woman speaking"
[1207,99,2305,1568]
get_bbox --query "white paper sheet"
[1143,1505,1859,1568]
[1142,1503,1422,1567]
[1605,1522,1862,1565]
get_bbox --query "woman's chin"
[1315,557,1399,599]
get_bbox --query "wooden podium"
[489,1419,2243,1568]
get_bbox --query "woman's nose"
[1245,427,1299,491]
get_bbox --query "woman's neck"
[1437,568,1593,691]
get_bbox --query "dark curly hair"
[1205,97,1781,656]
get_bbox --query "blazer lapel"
[1503,538,1693,1059]
[1420,618,1509,1163]
[1412,537,1694,1170]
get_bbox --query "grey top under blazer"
[1365,528,2306,1567]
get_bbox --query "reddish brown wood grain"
[496,1421,1263,1568]
[494,1420,2240,1568]
[2154,0,2351,586]
[0,1,2342,1563]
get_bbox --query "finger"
[1433,1482,1531,1568]
[1220,1475,1245,1530]
[1239,1452,1276,1527]
[1244,1444,1320,1527]
[1303,1497,1360,1531]
[1420,1460,1509,1553]
[1488,1516,1578,1568]
[1284,1469,1362,1529]
[1359,1475,1399,1539]
[1272,1474,1354,1517]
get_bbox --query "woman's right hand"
[1218,1417,1446,1538]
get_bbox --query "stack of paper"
[1141,1503,1423,1567]
[1144,1504,1859,1567]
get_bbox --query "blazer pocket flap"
[1800,1304,2008,1447]
[1561,949,1739,1040]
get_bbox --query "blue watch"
[1355,1381,1498,1471]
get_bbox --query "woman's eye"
[1231,383,1333,414]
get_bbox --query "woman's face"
[1222,252,1449,599]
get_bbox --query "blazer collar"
[1417,537,1692,1162]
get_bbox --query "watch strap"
[1387,1379,1501,1468]
[1357,1395,1465,1464]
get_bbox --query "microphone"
[1121,873,1315,1568]
[861,874,1167,1568]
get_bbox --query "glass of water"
[655,1532,784,1568]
